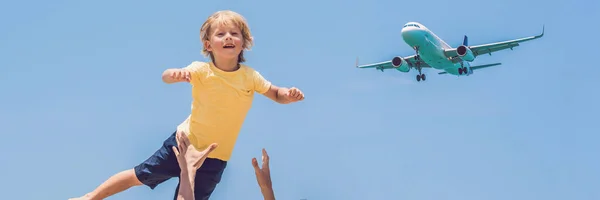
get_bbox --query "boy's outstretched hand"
[284,87,304,102]
[171,69,191,82]
[162,68,191,83]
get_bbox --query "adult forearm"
[176,171,196,200]
[261,187,275,200]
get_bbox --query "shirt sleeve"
[182,61,205,85]
[253,70,272,94]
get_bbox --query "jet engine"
[456,45,475,62]
[391,56,410,72]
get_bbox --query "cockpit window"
[403,24,421,28]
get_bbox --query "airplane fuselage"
[356,21,543,81]
[401,22,471,75]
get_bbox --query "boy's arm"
[162,62,205,84]
[263,85,289,104]
[162,68,191,84]
[262,85,303,104]
[253,69,304,104]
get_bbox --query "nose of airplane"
[401,26,408,38]
[401,23,421,46]
[401,25,414,39]
[401,23,409,33]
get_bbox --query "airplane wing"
[438,63,502,74]
[356,55,432,70]
[444,26,544,62]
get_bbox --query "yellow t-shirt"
[176,61,272,161]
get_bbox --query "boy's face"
[205,23,244,61]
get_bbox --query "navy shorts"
[134,131,227,200]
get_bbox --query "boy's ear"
[245,36,254,49]
[203,40,212,51]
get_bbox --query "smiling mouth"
[223,44,235,49]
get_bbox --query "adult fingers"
[175,133,185,153]
[252,157,261,173]
[177,137,186,154]
[175,131,182,144]
[200,143,218,158]
[181,133,191,148]
[172,146,180,156]
[204,143,218,154]
[262,148,269,163]
[177,131,191,149]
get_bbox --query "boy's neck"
[213,57,239,72]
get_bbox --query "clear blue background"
[1,0,598,199]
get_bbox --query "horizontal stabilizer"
[471,62,502,70]
[438,63,502,74]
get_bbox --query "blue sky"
[1,0,598,199]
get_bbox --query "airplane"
[355,22,544,82]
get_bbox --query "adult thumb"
[252,158,260,171]
[204,143,218,154]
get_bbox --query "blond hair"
[199,10,253,63]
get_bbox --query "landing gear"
[416,74,426,81]
[413,46,426,82]
[458,62,468,75]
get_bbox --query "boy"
[71,10,304,200]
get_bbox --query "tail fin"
[463,35,468,46]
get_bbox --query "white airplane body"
[356,22,544,81]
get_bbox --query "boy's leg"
[73,169,142,200]
[73,131,181,200]
[172,158,227,200]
